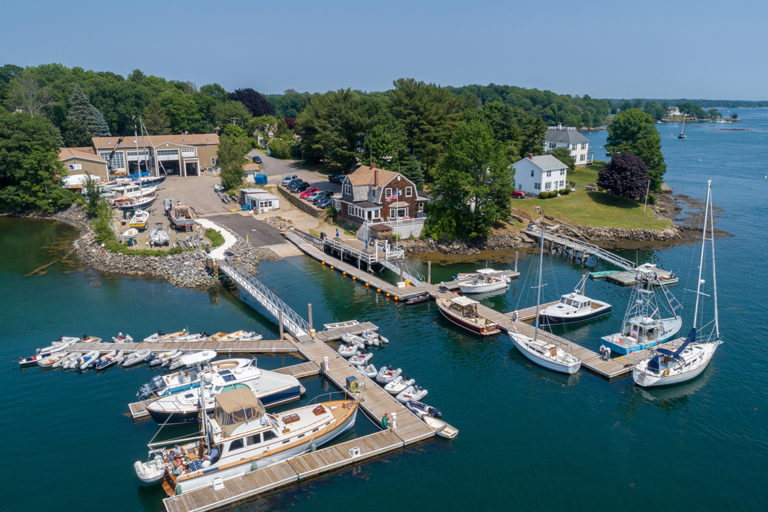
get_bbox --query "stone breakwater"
[47,205,280,289]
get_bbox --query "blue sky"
[2,0,766,99]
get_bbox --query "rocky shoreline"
[9,205,280,289]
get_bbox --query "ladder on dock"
[218,262,310,337]
[525,225,635,271]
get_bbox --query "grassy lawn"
[513,164,671,229]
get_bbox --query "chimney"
[374,167,378,184]
[527,153,533,159]
[370,162,376,169]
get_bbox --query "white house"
[512,155,568,196]
[240,188,280,213]
[543,125,592,166]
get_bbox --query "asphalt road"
[245,151,340,194]
[205,214,285,246]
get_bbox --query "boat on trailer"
[134,388,358,495]
[436,295,500,336]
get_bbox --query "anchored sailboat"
[633,180,722,387]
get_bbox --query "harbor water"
[2,109,767,511]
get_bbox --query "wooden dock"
[59,340,299,355]
[161,325,436,512]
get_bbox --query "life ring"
[662,369,670,377]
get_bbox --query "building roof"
[58,147,107,163]
[516,155,568,172]
[354,201,379,208]
[545,127,589,144]
[91,133,219,149]
[346,165,399,187]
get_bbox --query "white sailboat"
[633,180,722,387]
[678,115,687,139]
[508,230,581,374]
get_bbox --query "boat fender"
[381,413,389,429]
[662,369,670,377]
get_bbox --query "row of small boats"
[31,348,218,372]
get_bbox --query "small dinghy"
[360,364,378,379]
[61,352,83,369]
[361,330,380,347]
[79,350,101,370]
[385,375,415,395]
[95,350,118,370]
[162,350,184,367]
[149,350,181,367]
[168,350,217,370]
[341,333,366,348]
[216,330,262,342]
[149,223,170,247]
[379,335,389,344]
[376,365,402,384]
[338,344,358,358]
[422,415,459,439]
[405,294,429,306]
[396,385,428,403]
[37,352,68,368]
[112,332,134,343]
[349,350,373,367]
[404,400,443,419]
[122,349,152,367]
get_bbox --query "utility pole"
[643,179,651,212]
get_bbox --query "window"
[348,204,354,215]
[546,171,551,178]
[384,187,392,200]
[530,170,534,177]
[372,209,380,219]
[560,180,565,187]
[228,438,244,452]
[343,183,351,195]
[580,154,585,162]
[405,186,412,197]
[157,149,178,157]
[247,433,262,446]
[545,182,552,190]
[560,169,565,176]
[211,157,218,165]
[263,431,277,442]
[100,151,125,169]
[534,182,540,190]
[548,142,556,149]
[418,202,424,212]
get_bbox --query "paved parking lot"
[245,151,341,195]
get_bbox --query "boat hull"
[458,281,508,294]
[509,333,580,374]
[539,304,611,326]
[437,304,500,336]
[633,343,719,388]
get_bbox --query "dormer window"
[343,183,351,195]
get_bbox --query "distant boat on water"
[678,115,687,139]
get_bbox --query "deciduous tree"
[7,76,54,117]
[597,152,650,199]
[218,124,249,191]
[230,88,273,117]
[143,100,170,135]
[606,108,666,192]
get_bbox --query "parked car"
[300,187,319,199]
[282,174,298,186]
[511,190,525,199]
[328,174,345,184]
[252,155,262,164]
[295,182,309,192]
[287,178,304,192]
[316,196,333,208]
[312,191,332,204]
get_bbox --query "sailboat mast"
[134,120,140,177]
[534,230,544,339]
[693,180,711,329]
[708,181,720,339]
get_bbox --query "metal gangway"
[218,262,310,337]
[525,225,635,271]
[377,258,424,285]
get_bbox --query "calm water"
[2,110,767,511]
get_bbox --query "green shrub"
[205,228,225,247]
[539,191,554,199]
[559,188,570,195]
[268,137,294,159]
[647,194,656,205]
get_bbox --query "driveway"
[205,214,284,247]
[245,150,340,194]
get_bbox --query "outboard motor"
[138,375,167,399]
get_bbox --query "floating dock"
[159,322,436,512]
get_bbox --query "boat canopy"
[214,388,265,436]
[657,328,696,359]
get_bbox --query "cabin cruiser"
[134,388,358,495]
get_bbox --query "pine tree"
[67,84,111,137]
[143,100,170,135]
[401,156,425,190]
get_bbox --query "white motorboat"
[376,365,402,384]
[168,350,217,371]
[634,263,678,286]
[338,344,358,358]
[538,274,611,326]
[509,231,582,375]
[396,385,428,403]
[348,350,373,367]
[138,358,251,399]
[384,375,415,395]
[78,350,101,370]
[208,330,262,342]
[133,388,358,494]
[359,364,378,379]
[149,350,182,367]
[37,352,68,368]
[422,416,460,439]
[129,210,150,229]
[144,330,189,342]
[633,180,722,388]
[96,350,120,370]
[112,332,134,343]
[404,400,442,419]
[341,332,366,348]
[122,349,152,367]
[52,352,78,368]
[149,224,170,247]
[62,352,83,369]
[601,280,683,355]
[458,273,510,294]
[145,359,304,424]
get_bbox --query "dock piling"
[308,303,313,331]
[427,261,432,284]
[278,310,284,339]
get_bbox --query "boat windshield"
[214,388,265,436]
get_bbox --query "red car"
[300,187,319,199]
[511,190,526,199]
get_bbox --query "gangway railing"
[525,225,635,271]
[219,262,309,337]
[377,258,424,285]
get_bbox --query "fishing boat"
[509,231,581,374]
[376,365,402,384]
[404,400,442,419]
[168,350,217,371]
[145,360,304,425]
[133,388,358,495]
[129,210,150,229]
[348,350,373,367]
[359,364,378,379]
[601,280,683,355]
[458,273,509,294]
[633,180,722,387]
[436,295,500,336]
[168,204,196,230]
[538,274,611,326]
[138,358,251,399]
[396,385,428,403]
[122,349,152,367]
[149,224,170,247]
[384,375,415,395]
